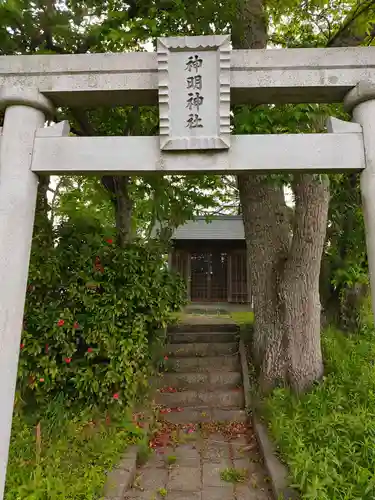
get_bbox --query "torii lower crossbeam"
[31,127,365,175]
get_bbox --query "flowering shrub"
[19,218,185,407]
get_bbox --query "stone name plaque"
[157,35,231,151]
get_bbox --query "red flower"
[113,393,119,400]
[45,344,49,353]
[164,356,169,361]
[73,322,79,329]
[87,347,93,353]
[106,238,113,244]
[64,357,72,364]
[20,343,25,350]
[57,319,65,327]
[39,378,45,382]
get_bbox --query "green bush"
[265,327,375,499]
[19,218,186,407]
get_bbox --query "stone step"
[158,406,247,424]
[156,389,244,408]
[168,355,240,373]
[166,342,238,357]
[158,371,242,390]
[168,323,238,333]
[168,331,237,344]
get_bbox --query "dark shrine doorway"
[171,243,249,304]
[190,251,228,302]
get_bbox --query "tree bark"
[234,0,290,391]
[238,175,289,389]
[281,175,329,392]
[235,0,330,393]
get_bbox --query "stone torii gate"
[0,35,375,496]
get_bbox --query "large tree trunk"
[238,175,290,389]
[235,0,330,392]
[234,0,290,391]
[281,175,329,392]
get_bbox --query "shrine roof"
[170,215,245,240]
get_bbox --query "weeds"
[265,327,375,500]
[220,467,247,483]
[166,455,177,465]
[5,399,144,500]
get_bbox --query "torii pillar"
[0,88,54,498]
[345,82,375,318]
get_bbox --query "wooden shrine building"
[169,216,250,304]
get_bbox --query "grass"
[265,327,375,500]
[5,398,144,500]
[171,308,255,327]
[220,467,248,483]
[230,311,254,326]
[231,310,254,344]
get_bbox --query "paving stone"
[172,443,201,467]
[201,486,235,500]
[168,466,202,491]
[201,439,231,463]
[135,468,168,491]
[233,457,265,477]
[229,435,247,446]
[125,490,175,499]
[167,492,202,500]
[104,468,133,499]
[233,458,251,470]
[229,437,248,459]
[235,483,272,500]
[202,463,233,488]
[124,488,152,498]
[141,450,167,469]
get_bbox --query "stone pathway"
[125,422,272,500]
[124,316,272,500]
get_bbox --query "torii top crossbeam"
[0,46,375,107]
[1,35,375,500]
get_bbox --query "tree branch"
[327,1,375,47]
[71,109,97,136]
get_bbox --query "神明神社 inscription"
[185,55,204,129]
[157,35,231,150]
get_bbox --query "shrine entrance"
[190,251,228,302]
[171,246,249,303]
[0,35,375,499]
